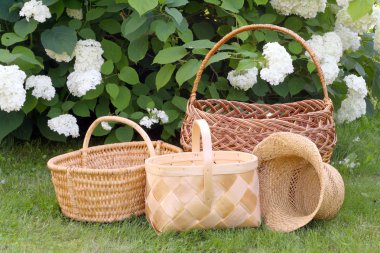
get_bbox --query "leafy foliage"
[0,0,379,143]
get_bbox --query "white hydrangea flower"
[260,42,294,86]
[25,75,56,101]
[67,70,102,97]
[270,0,326,19]
[344,75,368,98]
[48,114,79,138]
[19,0,51,23]
[334,24,361,51]
[374,21,380,53]
[336,95,366,123]
[307,32,343,63]
[66,8,83,20]
[321,58,340,85]
[227,67,258,91]
[101,122,112,131]
[74,40,104,72]
[336,0,350,7]
[336,75,368,123]
[139,108,169,128]
[336,6,380,34]
[45,49,74,63]
[0,65,27,112]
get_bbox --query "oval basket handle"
[192,119,214,207]
[82,116,156,159]
[189,24,328,104]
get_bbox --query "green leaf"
[22,94,38,114]
[156,64,175,91]
[73,102,90,117]
[129,0,158,15]
[106,83,120,99]
[288,41,303,55]
[172,96,188,112]
[101,39,122,63]
[288,77,305,96]
[128,36,149,63]
[61,101,76,112]
[68,19,82,30]
[1,33,26,46]
[259,14,277,24]
[153,46,188,64]
[137,95,155,109]
[165,7,184,25]
[253,80,269,96]
[99,19,121,34]
[14,19,37,38]
[236,59,257,71]
[284,16,303,32]
[118,66,140,85]
[192,22,215,40]
[175,59,201,86]
[0,111,24,143]
[183,40,215,49]
[115,126,134,142]
[121,12,147,36]
[254,0,268,5]
[41,26,77,54]
[221,0,244,13]
[78,28,96,39]
[347,0,374,21]
[272,83,289,97]
[101,60,114,75]
[207,52,230,66]
[307,62,316,73]
[83,83,104,100]
[154,20,176,42]
[86,8,106,21]
[111,86,131,110]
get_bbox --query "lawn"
[0,114,379,252]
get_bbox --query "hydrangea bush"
[0,0,379,143]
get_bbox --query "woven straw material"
[47,116,182,222]
[145,120,261,233]
[252,132,345,232]
[181,24,336,163]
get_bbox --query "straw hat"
[252,132,344,232]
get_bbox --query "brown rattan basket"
[47,116,182,222]
[252,132,345,232]
[181,24,336,163]
[145,119,261,233]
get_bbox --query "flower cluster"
[260,42,294,86]
[66,8,83,20]
[101,122,112,131]
[45,49,74,63]
[67,39,104,97]
[25,75,56,101]
[334,24,361,52]
[307,32,343,85]
[375,21,380,53]
[270,0,326,19]
[48,114,80,138]
[336,5,380,34]
[139,108,169,129]
[0,65,27,112]
[336,75,368,123]
[227,68,258,91]
[19,0,51,23]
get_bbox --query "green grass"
[0,115,379,253]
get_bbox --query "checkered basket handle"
[192,119,214,207]
[189,24,329,104]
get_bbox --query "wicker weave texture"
[48,116,182,222]
[145,120,261,233]
[180,24,336,163]
[252,132,345,232]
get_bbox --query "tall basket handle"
[189,24,328,104]
[192,119,214,207]
[82,116,156,165]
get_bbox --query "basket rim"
[47,140,181,174]
[145,151,258,176]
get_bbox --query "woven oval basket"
[47,116,182,222]
[145,119,261,233]
[180,24,336,163]
[252,132,345,232]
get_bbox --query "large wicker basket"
[145,119,260,233]
[181,24,336,163]
[47,116,182,222]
